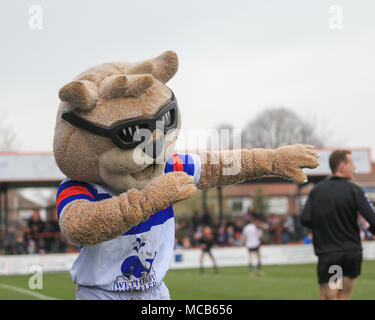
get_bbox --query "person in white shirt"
[242,218,264,276]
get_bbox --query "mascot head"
[53,51,181,192]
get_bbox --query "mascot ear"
[59,80,98,111]
[149,51,178,84]
[126,61,155,75]
[124,74,154,98]
[99,75,128,99]
[99,74,154,99]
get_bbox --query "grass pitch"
[0,261,375,300]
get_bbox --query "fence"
[1,242,375,275]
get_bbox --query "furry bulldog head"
[53,51,181,192]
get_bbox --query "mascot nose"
[142,130,164,159]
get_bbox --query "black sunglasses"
[61,91,178,150]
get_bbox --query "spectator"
[192,225,203,247]
[27,239,36,254]
[175,217,190,247]
[28,210,46,233]
[217,220,227,246]
[243,209,253,222]
[3,226,15,255]
[303,233,312,244]
[174,237,182,250]
[226,225,236,246]
[292,211,304,242]
[201,211,212,226]
[211,218,221,244]
[45,217,60,253]
[191,210,201,233]
[233,218,243,246]
[182,236,191,248]
[21,225,33,254]
[28,210,46,252]
[14,232,26,254]
[282,215,295,243]
[268,215,279,244]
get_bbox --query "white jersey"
[56,154,201,292]
[242,223,261,249]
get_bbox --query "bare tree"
[241,107,324,148]
[204,123,235,152]
[0,119,17,151]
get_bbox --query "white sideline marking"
[0,283,59,300]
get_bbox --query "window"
[268,197,288,215]
[231,199,242,212]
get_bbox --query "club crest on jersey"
[113,238,158,291]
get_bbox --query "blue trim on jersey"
[164,158,174,174]
[180,154,195,176]
[123,206,174,235]
[57,180,98,199]
[164,154,195,176]
[57,194,95,218]
[96,193,112,201]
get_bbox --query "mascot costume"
[53,51,319,300]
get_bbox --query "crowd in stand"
[2,210,67,255]
[1,208,373,255]
[175,210,375,249]
[174,210,303,249]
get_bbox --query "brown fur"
[60,172,196,246]
[59,80,98,111]
[198,145,319,189]
[54,50,319,247]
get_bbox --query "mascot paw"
[143,172,197,210]
[273,144,320,184]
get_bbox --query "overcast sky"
[1,0,375,159]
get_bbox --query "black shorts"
[248,246,260,253]
[317,250,362,284]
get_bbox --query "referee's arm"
[300,196,313,229]
[355,187,375,234]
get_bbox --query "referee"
[301,150,375,300]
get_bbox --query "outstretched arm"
[197,144,319,189]
[59,172,196,246]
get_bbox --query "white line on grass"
[0,283,59,300]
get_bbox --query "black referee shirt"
[301,176,375,256]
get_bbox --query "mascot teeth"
[163,112,171,126]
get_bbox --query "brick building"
[222,154,375,217]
